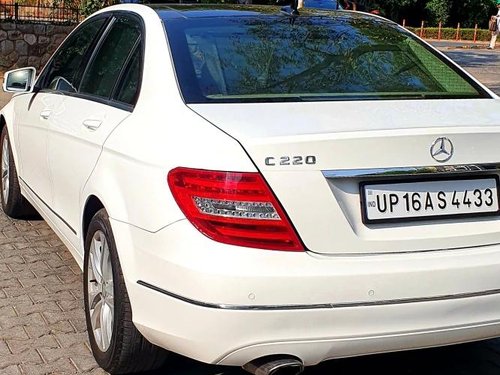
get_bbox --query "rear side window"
[164,15,488,103]
[42,17,106,93]
[80,15,141,99]
[112,45,142,105]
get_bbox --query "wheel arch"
[0,114,6,132]
[0,104,22,171]
[82,194,105,244]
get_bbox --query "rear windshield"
[164,14,489,103]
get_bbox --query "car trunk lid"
[189,99,500,254]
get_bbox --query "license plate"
[362,177,500,223]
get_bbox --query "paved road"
[439,48,500,94]
[1,48,500,374]
[0,214,107,375]
[0,91,11,108]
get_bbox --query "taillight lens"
[167,167,304,251]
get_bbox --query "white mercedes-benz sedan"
[2,3,500,374]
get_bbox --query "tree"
[363,0,422,24]
[426,0,451,25]
[365,0,496,27]
[449,0,496,28]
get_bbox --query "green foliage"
[80,0,105,17]
[371,0,497,27]
[406,26,492,41]
[425,0,451,24]
[366,0,418,21]
[449,0,497,28]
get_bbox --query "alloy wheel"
[1,136,10,205]
[87,230,114,352]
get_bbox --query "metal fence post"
[14,2,18,22]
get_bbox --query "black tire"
[0,126,36,218]
[83,209,167,374]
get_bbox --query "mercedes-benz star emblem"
[430,137,454,163]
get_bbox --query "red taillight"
[167,167,304,251]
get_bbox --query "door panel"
[45,13,143,252]
[14,15,109,230]
[47,96,129,251]
[14,92,65,205]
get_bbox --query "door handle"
[82,119,102,131]
[40,109,51,120]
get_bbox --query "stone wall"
[0,22,75,74]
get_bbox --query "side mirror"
[3,67,36,93]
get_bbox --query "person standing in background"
[488,0,500,49]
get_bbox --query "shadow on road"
[443,50,500,69]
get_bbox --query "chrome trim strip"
[137,280,500,311]
[323,163,500,179]
[20,177,77,235]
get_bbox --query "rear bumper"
[130,281,500,366]
[110,218,500,365]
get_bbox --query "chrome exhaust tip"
[243,355,304,375]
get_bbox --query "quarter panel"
[87,106,257,234]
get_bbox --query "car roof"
[148,3,389,23]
